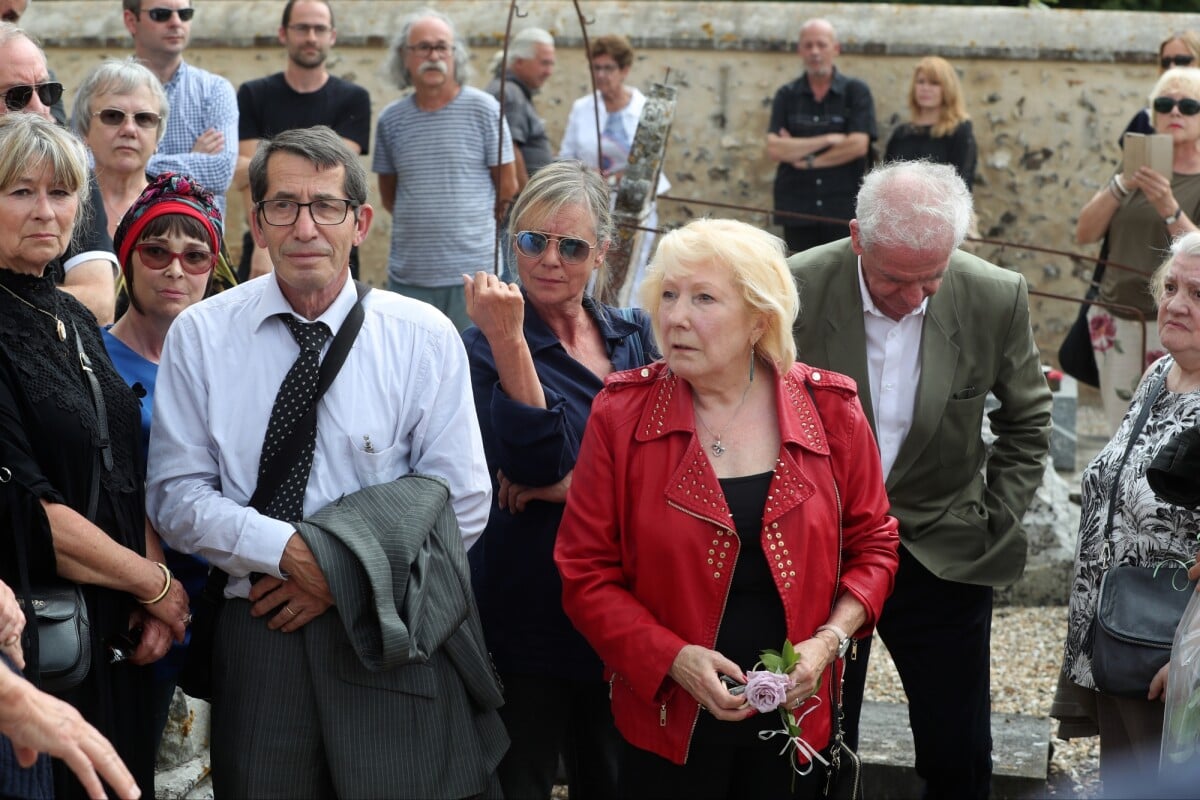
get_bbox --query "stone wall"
[24,1,1200,356]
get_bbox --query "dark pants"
[782,222,849,256]
[841,547,994,800]
[496,671,620,800]
[616,711,825,800]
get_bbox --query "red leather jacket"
[555,361,899,765]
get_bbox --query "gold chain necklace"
[694,379,753,458]
[0,281,67,341]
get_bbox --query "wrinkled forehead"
[408,17,452,45]
[0,36,48,86]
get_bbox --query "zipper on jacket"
[850,638,859,661]
[667,499,739,763]
[610,672,616,701]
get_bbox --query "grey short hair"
[855,160,972,253]
[384,7,470,90]
[505,27,553,68]
[1151,230,1200,302]
[0,20,40,51]
[72,57,168,140]
[508,160,613,294]
[0,112,90,251]
[248,125,368,206]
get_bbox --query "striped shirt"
[148,60,238,215]
[372,86,513,287]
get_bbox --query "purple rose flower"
[744,669,792,713]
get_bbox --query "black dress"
[884,119,977,190]
[0,269,155,799]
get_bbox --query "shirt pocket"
[348,434,401,486]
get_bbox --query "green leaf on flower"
[782,639,798,671]
[760,653,785,672]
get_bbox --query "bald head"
[798,18,839,79]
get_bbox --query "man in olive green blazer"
[789,161,1052,799]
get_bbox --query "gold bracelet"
[138,562,172,605]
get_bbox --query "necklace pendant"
[55,319,66,342]
[710,439,726,457]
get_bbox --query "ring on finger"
[285,606,298,617]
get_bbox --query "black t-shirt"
[237,72,370,153]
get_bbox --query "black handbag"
[176,281,371,701]
[1092,565,1195,697]
[1088,369,1194,697]
[823,482,862,800]
[1057,260,1104,388]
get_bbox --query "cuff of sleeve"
[63,250,119,273]
[241,517,297,579]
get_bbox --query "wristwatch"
[816,624,852,659]
[1165,207,1183,226]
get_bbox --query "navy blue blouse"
[463,295,656,680]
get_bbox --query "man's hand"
[496,469,572,512]
[249,534,334,632]
[191,128,225,154]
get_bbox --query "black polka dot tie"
[257,315,331,522]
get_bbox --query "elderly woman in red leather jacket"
[555,218,900,799]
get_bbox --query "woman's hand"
[496,469,572,512]
[0,579,25,670]
[463,271,525,345]
[1128,166,1179,217]
[127,611,172,666]
[784,638,835,707]
[138,570,188,644]
[668,644,754,722]
[1150,663,1170,702]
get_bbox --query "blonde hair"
[640,218,798,372]
[908,56,969,138]
[1160,32,1200,71]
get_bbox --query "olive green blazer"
[790,239,1052,587]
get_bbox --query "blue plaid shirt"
[148,60,238,215]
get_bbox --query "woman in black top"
[885,56,977,190]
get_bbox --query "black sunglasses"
[1153,96,1200,116]
[94,108,162,129]
[514,231,595,264]
[1161,54,1196,70]
[2,81,64,112]
[143,6,194,22]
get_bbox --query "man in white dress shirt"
[147,126,494,796]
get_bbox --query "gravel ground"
[863,606,1102,798]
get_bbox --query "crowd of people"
[1,2,1199,799]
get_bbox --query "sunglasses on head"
[133,242,216,274]
[143,6,194,22]
[514,231,595,264]
[2,81,64,112]
[1162,54,1196,70]
[1153,96,1200,116]
[94,108,161,129]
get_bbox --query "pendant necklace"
[0,281,67,341]
[694,378,753,458]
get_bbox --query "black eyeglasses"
[287,23,332,36]
[142,6,194,22]
[407,42,452,57]
[1162,54,1196,70]
[133,243,216,274]
[1153,96,1200,116]
[2,81,64,112]
[514,231,595,264]
[94,108,162,129]
[257,198,355,226]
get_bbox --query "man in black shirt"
[766,18,877,254]
[234,0,370,280]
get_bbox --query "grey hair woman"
[72,57,169,238]
[459,159,655,800]
[0,111,189,799]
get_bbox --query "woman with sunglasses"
[1076,66,1200,432]
[461,160,656,800]
[73,57,168,239]
[103,172,224,746]
[1120,32,1200,142]
[0,112,189,800]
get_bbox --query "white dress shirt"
[858,257,926,480]
[147,275,492,599]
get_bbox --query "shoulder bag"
[1090,369,1197,697]
[177,281,371,701]
[1057,260,1104,388]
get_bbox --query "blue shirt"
[148,60,238,215]
[462,296,656,679]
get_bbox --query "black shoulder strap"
[1102,367,1169,556]
[248,280,371,513]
